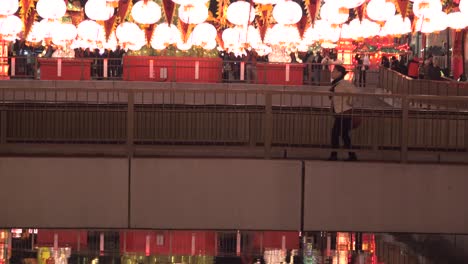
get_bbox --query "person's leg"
[252,67,257,84]
[341,116,357,160]
[363,70,367,87]
[315,68,321,85]
[329,116,342,160]
[358,70,363,87]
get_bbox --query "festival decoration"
[36,0,66,20]
[0,0,19,16]
[131,0,162,25]
[85,0,115,21]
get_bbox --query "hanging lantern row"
[1,0,468,54]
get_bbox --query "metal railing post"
[264,92,272,158]
[127,91,134,157]
[401,95,409,163]
[0,108,6,145]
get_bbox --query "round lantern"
[447,12,468,30]
[360,19,381,38]
[303,25,318,44]
[412,0,442,18]
[264,24,301,45]
[339,0,366,9]
[152,23,181,47]
[26,22,42,43]
[222,27,247,48]
[37,19,62,41]
[178,4,208,24]
[366,0,396,22]
[116,22,145,51]
[0,15,23,41]
[273,1,302,25]
[254,44,272,56]
[202,40,216,50]
[0,0,19,16]
[36,0,66,19]
[247,26,262,49]
[253,0,281,4]
[103,32,118,51]
[191,22,217,44]
[460,0,468,14]
[85,0,114,21]
[320,2,349,25]
[172,0,208,5]
[342,20,359,39]
[415,11,447,33]
[77,20,105,42]
[313,20,341,42]
[52,23,77,46]
[176,38,193,51]
[132,0,162,25]
[382,14,411,36]
[227,1,255,26]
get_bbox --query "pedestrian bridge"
[0,68,467,234]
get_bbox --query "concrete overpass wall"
[0,158,467,234]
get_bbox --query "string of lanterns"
[0,0,467,55]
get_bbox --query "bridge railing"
[1,86,467,162]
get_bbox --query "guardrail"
[1,86,467,162]
[379,66,468,96]
[1,56,380,87]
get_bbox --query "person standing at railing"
[407,57,420,79]
[428,60,443,81]
[245,49,257,84]
[423,55,433,80]
[328,64,357,161]
[313,51,323,85]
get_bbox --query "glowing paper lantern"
[52,23,77,46]
[360,19,381,38]
[320,2,349,25]
[116,22,145,51]
[0,15,23,41]
[131,0,162,24]
[264,24,301,45]
[103,32,118,51]
[415,11,447,33]
[303,25,319,44]
[253,0,281,4]
[178,4,208,24]
[366,0,396,22]
[227,1,255,26]
[273,1,302,24]
[381,14,411,36]
[151,23,181,49]
[77,20,105,42]
[460,0,468,14]
[0,0,19,16]
[313,20,341,42]
[85,0,115,21]
[172,0,208,5]
[38,19,62,41]
[176,38,192,51]
[26,22,43,43]
[191,22,217,43]
[338,0,366,9]
[412,0,442,18]
[222,27,247,48]
[36,0,67,19]
[447,12,468,30]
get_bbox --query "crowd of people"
[381,53,466,82]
